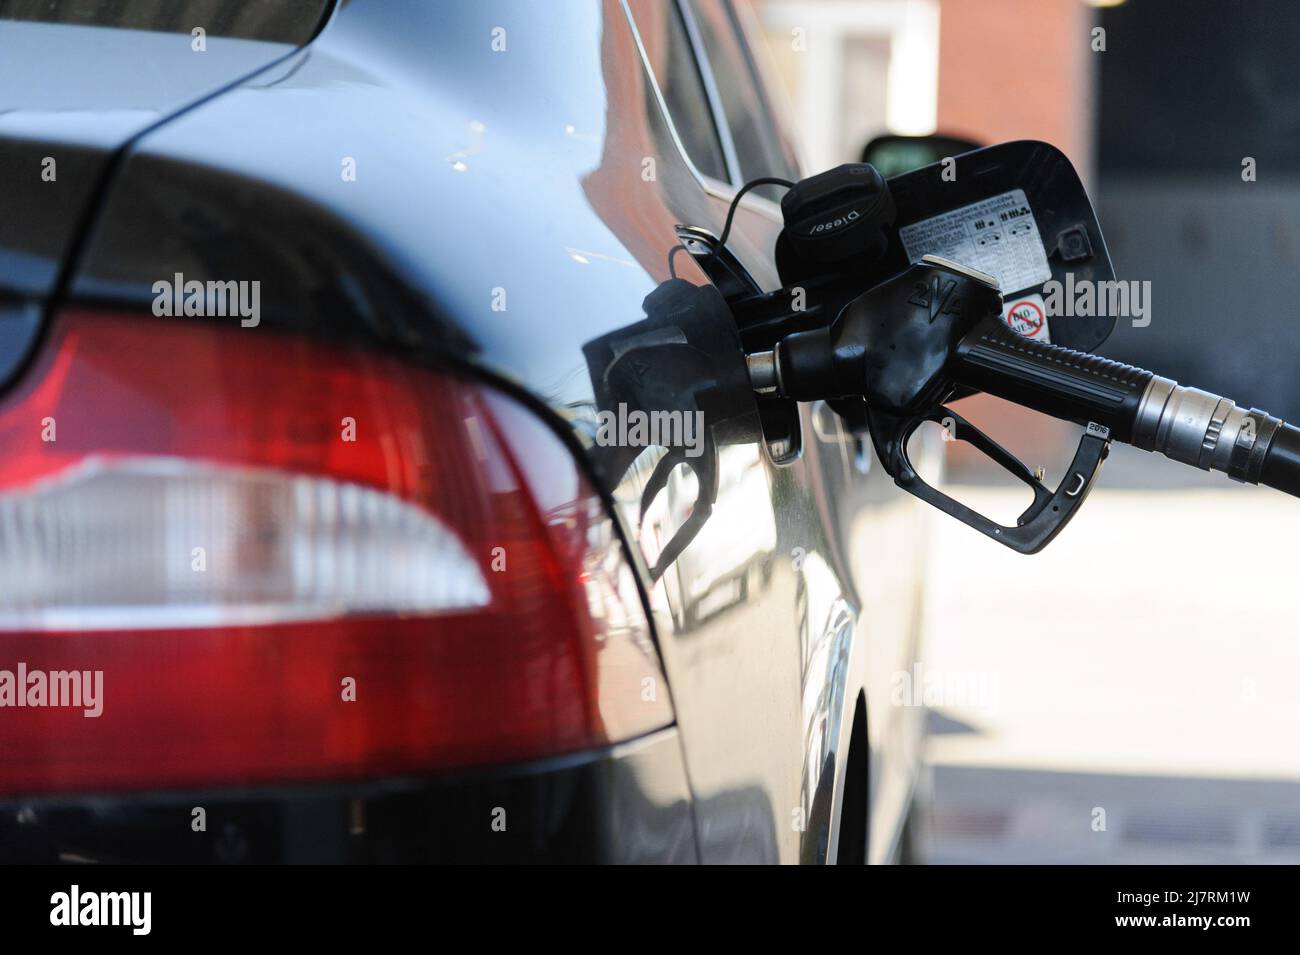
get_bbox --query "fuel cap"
[779,162,896,266]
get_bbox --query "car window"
[629,0,730,183]
[685,0,799,186]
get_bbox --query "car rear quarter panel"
[55,0,924,862]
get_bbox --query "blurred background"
[748,0,1300,863]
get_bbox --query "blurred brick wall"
[936,0,1099,480]
[937,0,1096,176]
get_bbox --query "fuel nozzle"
[748,256,1001,412]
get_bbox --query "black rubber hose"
[1260,422,1300,497]
[952,317,1152,441]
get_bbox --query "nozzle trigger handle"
[866,405,1111,554]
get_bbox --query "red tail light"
[0,310,673,795]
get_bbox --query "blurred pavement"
[919,443,1300,863]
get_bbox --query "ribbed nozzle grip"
[953,318,1153,441]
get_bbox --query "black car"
[0,0,929,864]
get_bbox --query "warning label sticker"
[897,189,1052,296]
[1001,293,1051,343]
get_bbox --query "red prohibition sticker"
[1001,293,1050,342]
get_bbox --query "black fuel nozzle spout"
[584,277,763,579]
